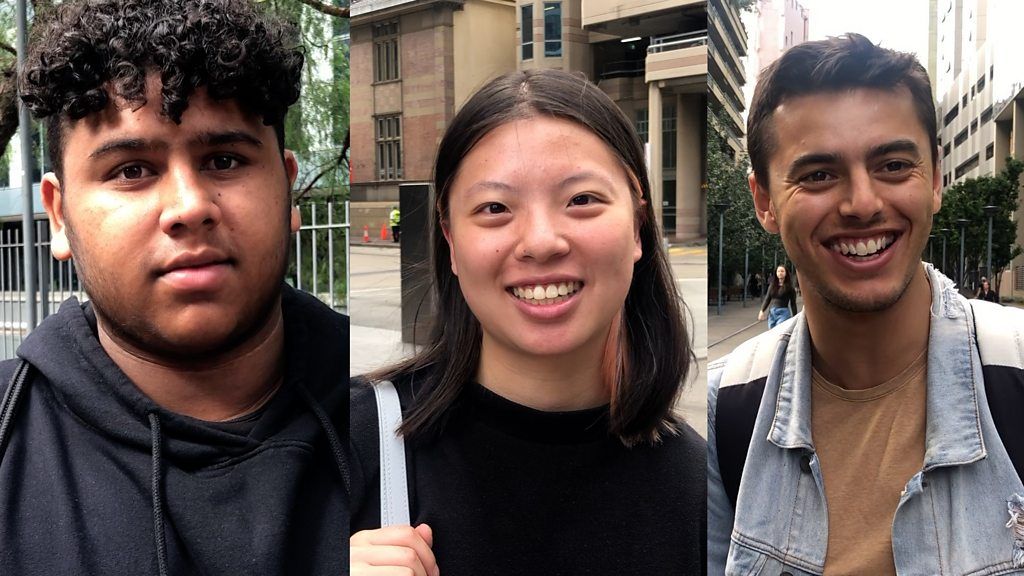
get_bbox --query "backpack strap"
[969,299,1024,482]
[372,380,411,526]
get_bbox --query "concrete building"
[934,0,1024,299]
[348,0,517,232]
[516,0,716,237]
[741,0,809,121]
[511,0,714,239]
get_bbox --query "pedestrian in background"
[757,264,797,328]
[350,69,705,576]
[976,276,999,303]
[389,205,401,242]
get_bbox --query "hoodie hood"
[16,284,345,467]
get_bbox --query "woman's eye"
[570,194,594,206]
[484,202,507,214]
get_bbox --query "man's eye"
[883,160,910,172]
[804,170,832,183]
[206,155,239,170]
[119,165,151,180]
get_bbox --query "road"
[350,243,709,437]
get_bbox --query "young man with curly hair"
[709,34,1024,574]
[0,0,348,574]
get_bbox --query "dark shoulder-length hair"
[769,266,793,296]
[370,69,692,446]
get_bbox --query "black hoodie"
[0,285,349,575]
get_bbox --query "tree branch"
[0,42,14,57]
[294,0,348,18]
[298,130,348,200]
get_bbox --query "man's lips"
[157,250,233,291]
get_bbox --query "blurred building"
[348,0,517,232]
[350,0,727,241]
[741,0,809,123]
[934,0,1024,298]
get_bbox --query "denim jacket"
[708,264,1024,575]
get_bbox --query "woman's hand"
[757,310,765,322]
[351,524,440,576]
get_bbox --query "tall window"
[635,108,648,144]
[375,115,402,180]
[544,2,561,57]
[521,5,533,60]
[373,21,400,82]
[663,104,677,169]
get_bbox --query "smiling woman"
[349,69,706,575]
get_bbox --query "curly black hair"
[18,0,304,178]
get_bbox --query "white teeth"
[512,281,581,304]
[831,234,895,258]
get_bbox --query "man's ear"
[931,150,942,215]
[42,173,72,261]
[284,150,301,232]
[441,219,457,276]
[750,173,780,234]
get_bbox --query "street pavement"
[350,242,709,437]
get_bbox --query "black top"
[0,286,349,575]
[978,289,999,303]
[350,375,707,576]
[761,284,798,314]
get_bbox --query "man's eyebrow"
[867,139,922,159]
[191,130,264,148]
[785,152,842,180]
[88,138,165,160]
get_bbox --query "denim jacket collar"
[767,263,986,467]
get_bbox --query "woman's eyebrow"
[464,180,515,196]
[557,170,615,190]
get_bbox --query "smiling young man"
[0,0,348,574]
[708,34,1024,574]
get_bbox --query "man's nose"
[838,169,884,221]
[158,165,222,235]
[513,208,570,263]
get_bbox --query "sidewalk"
[707,293,803,363]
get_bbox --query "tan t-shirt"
[811,350,927,575]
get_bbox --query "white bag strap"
[372,380,410,526]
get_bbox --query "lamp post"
[938,228,949,276]
[984,205,999,281]
[743,236,749,308]
[711,201,731,316]
[957,218,969,287]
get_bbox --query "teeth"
[511,281,581,304]
[831,234,895,258]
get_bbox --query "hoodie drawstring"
[295,384,350,494]
[148,412,170,576]
[0,360,31,466]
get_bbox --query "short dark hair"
[371,69,692,446]
[18,0,304,179]
[747,33,936,187]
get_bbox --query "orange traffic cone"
[362,225,370,243]
[380,223,388,241]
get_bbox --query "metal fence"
[0,199,349,360]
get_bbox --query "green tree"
[706,104,785,301]
[933,158,1024,294]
